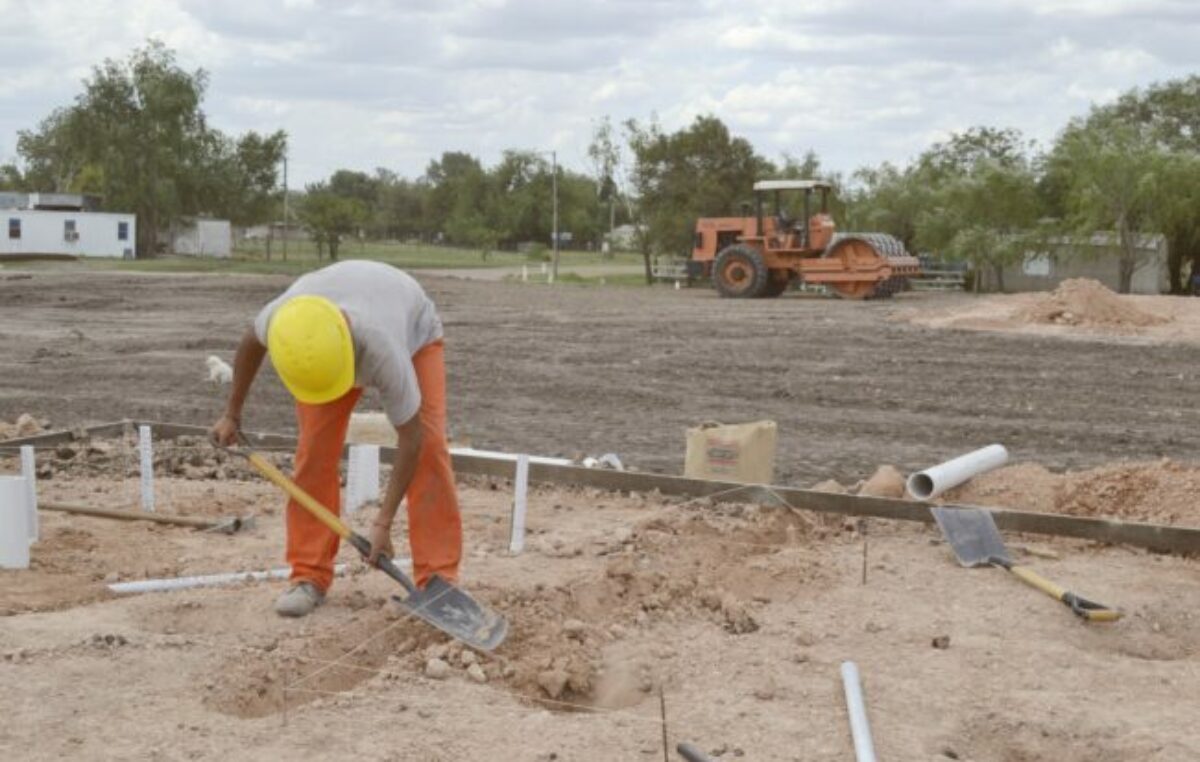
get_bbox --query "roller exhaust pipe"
[906,444,1008,501]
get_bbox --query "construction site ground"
[4,270,1200,484]
[1,270,1199,760]
[0,456,1197,761]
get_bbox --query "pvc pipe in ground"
[508,454,530,554]
[108,556,412,595]
[138,425,155,512]
[0,476,31,569]
[20,445,37,543]
[840,661,878,762]
[906,444,1008,501]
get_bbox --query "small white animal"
[206,355,233,385]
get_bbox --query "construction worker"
[210,260,461,617]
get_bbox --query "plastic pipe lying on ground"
[677,742,714,762]
[450,447,572,466]
[906,444,1008,501]
[107,557,411,595]
[841,661,878,762]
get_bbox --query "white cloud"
[0,0,1197,182]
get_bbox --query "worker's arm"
[367,414,423,564]
[210,328,267,445]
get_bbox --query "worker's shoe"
[274,581,324,618]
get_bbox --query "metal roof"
[752,179,832,192]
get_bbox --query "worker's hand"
[367,519,395,566]
[209,414,241,447]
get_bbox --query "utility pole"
[551,150,559,283]
[282,153,289,261]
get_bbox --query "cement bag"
[347,412,395,445]
[684,420,777,484]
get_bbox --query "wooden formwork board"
[6,419,1199,556]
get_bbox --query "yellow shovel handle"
[243,449,351,541]
[1009,565,1066,599]
[1009,565,1122,622]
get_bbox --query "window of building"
[7,218,19,240]
[118,221,129,241]
[64,219,78,241]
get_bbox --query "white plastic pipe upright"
[345,444,381,515]
[0,476,31,569]
[20,445,37,543]
[906,444,1009,501]
[840,661,878,762]
[138,425,155,512]
[508,454,530,554]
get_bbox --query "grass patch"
[8,241,642,277]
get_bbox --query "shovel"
[930,506,1121,622]
[231,436,508,650]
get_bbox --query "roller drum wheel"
[823,233,909,300]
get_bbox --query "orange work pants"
[286,339,462,591]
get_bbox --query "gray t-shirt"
[254,261,443,425]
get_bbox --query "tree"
[1099,76,1200,292]
[626,115,772,280]
[1053,119,1168,293]
[909,127,1040,291]
[15,108,94,193]
[588,117,621,257]
[843,163,927,251]
[917,159,1041,292]
[299,184,368,261]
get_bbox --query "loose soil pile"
[0,413,46,440]
[945,459,1200,526]
[1015,278,1168,329]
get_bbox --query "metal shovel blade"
[392,575,509,652]
[930,506,1012,567]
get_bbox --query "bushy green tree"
[625,116,772,256]
[298,184,368,261]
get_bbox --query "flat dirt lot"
[3,270,1200,484]
[1,269,1199,760]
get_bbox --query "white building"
[2,194,135,259]
[171,218,232,257]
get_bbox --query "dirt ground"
[1,450,1197,761]
[3,269,1200,485]
[3,269,1200,759]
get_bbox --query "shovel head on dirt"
[930,506,1011,567]
[391,575,508,652]
[929,505,1121,622]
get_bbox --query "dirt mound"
[207,504,826,718]
[1016,278,1167,329]
[944,459,1200,525]
[0,413,46,440]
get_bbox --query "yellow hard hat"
[266,295,355,404]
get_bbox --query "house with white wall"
[1,193,135,259]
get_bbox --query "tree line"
[4,41,1198,292]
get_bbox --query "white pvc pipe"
[509,454,530,554]
[840,661,878,762]
[0,476,31,569]
[20,445,37,544]
[450,447,572,467]
[108,556,412,595]
[906,444,1008,501]
[138,425,155,512]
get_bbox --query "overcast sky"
[1,0,1198,186]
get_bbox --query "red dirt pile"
[944,459,1200,525]
[1016,278,1167,328]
